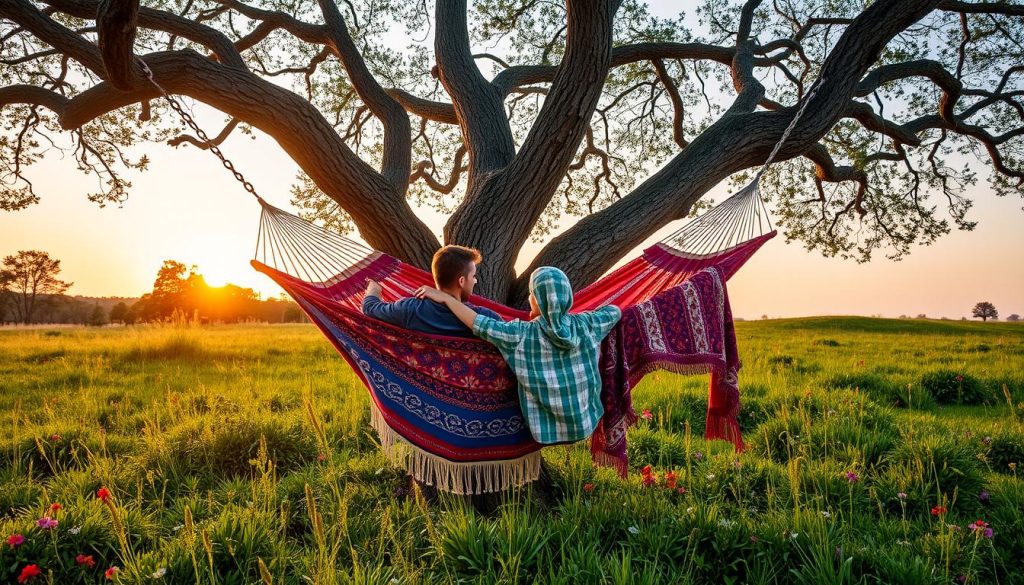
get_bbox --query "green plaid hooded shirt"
[472,267,621,444]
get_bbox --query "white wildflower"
[627,525,640,535]
[68,525,81,535]
[151,567,167,579]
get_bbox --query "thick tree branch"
[41,0,247,69]
[318,0,410,190]
[0,85,72,113]
[435,0,515,174]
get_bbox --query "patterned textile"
[591,267,743,477]
[472,267,621,444]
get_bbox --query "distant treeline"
[0,260,307,325]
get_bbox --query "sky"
[1,1,1022,320]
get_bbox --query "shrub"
[148,414,318,479]
[985,433,1024,474]
[920,370,991,405]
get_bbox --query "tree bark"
[96,0,141,90]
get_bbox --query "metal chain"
[753,76,825,183]
[137,60,263,202]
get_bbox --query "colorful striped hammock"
[252,181,775,494]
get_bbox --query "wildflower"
[896,492,907,500]
[1010,462,1017,471]
[956,375,964,382]
[706,473,715,480]
[693,451,703,461]
[68,525,81,535]
[49,503,61,513]
[844,471,859,483]
[105,566,119,580]
[984,528,994,539]
[17,564,42,583]
[982,436,992,446]
[151,568,167,579]
[718,519,735,528]
[641,409,653,421]
[96,487,111,502]
[627,525,639,535]
[49,434,60,442]
[172,524,184,532]
[76,554,96,568]
[583,483,595,493]
[393,486,407,497]
[686,507,695,514]
[677,487,686,494]
[640,464,653,477]
[821,511,831,518]
[664,471,678,489]
[789,531,799,539]
[979,490,990,503]
[316,452,326,462]
[36,517,58,530]
[931,505,947,516]
[642,474,656,486]
[7,533,25,547]
[749,535,759,543]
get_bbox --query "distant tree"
[109,302,128,324]
[916,314,927,319]
[0,250,73,324]
[972,302,998,322]
[1008,314,1021,322]
[283,304,305,323]
[88,303,107,326]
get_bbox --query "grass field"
[0,318,1022,584]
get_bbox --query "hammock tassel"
[369,403,542,495]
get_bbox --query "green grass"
[0,318,1022,584]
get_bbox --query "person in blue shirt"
[362,245,501,336]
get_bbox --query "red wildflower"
[316,452,326,462]
[956,375,964,382]
[931,505,948,516]
[18,564,42,583]
[49,434,60,442]
[642,474,656,486]
[105,566,119,580]
[7,533,25,547]
[96,487,111,502]
[76,554,96,568]
[583,483,595,493]
[665,471,678,489]
[641,409,653,421]
[677,487,687,494]
[640,465,653,477]
[49,503,61,512]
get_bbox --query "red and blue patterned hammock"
[252,182,775,494]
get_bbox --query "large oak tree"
[2,0,1022,306]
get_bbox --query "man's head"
[431,245,482,301]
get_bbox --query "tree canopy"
[2,0,1022,305]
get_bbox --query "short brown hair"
[432,245,482,288]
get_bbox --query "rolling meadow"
[0,318,1022,584]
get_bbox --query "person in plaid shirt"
[416,266,621,444]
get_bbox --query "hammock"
[250,184,774,493]
[138,60,819,495]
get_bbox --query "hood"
[530,267,579,349]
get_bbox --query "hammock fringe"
[369,403,542,495]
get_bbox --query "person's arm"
[414,286,478,329]
[362,280,412,327]
[587,305,623,340]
